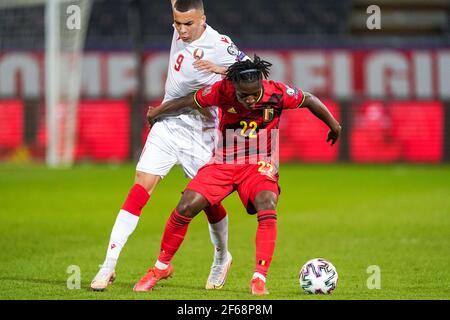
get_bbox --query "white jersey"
[162,24,244,128]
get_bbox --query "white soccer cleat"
[90,265,116,291]
[205,251,232,290]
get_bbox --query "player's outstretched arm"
[302,92,342,146]
[193,60,228,75]
[147,93,196,125]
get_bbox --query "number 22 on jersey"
[174,54,184,71]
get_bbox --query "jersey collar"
[255,87,264,105]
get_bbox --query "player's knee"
[176,191,207,218]
[176,201,198,218]
[254,191,278,211]
[134,171,160,194]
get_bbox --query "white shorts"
[136,118,216,179]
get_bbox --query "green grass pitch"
[0,163,449,300]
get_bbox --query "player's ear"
[201,14,206,26]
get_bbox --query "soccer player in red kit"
[134,55,342,295]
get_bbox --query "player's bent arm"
[301,92,342,143]
[147,93,196,125]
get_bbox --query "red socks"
[255,210,277,277]
[158,209,192,264]
[204,202,227,224]
[157,207,276,275]
[121,184,150,217]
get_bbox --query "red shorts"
[187,163,280,214]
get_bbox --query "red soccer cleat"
[250,277,269,295]
[133,264,174,292]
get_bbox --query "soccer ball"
[299,258,338,294]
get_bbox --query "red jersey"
[194,79,305,167]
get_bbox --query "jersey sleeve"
[194,80,224,109]
[281,83,306,109]
[215,35,249,68]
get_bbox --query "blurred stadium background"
[1,0,450,300]
[0,0,449,165]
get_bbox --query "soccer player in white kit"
[91,0,246,291]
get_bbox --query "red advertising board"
[0,99,445,163]
[34,100,130,161]
[279,100,340,162]
[350,101,443,162]
[75,101,130,161]
[0,100,23,150]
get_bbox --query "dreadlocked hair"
[226,55,272,84]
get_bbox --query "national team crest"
[193,48,204,60]
[263,108,274,122]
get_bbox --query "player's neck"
[189,25,207,44]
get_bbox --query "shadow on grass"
[0,277,271,299]
[0,277,68,288]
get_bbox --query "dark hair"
[226,55,272,84]
[174,0,204,12]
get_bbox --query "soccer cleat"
[250,277,269,295]
[205,251,233,290]
[90,266,116,291]
[133,264,173,292]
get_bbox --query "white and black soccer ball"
[299,258,338,294]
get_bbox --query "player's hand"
[147,105,160,126]
[327,124,342,146]
[193,60,227,75]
